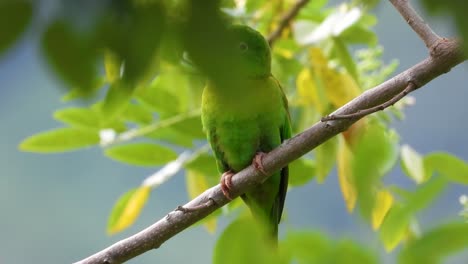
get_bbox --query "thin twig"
[321,82,417,121]
[267,0,310,46]
[176,198,216,213]
[389,0,440,49]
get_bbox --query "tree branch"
[75,2,466,263]
[389,0,441,49]
[267,0,310,46]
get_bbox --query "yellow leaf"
[274,47,294,59]
[323,70,361,108]
[371,189,394,230]
[104,50,121,83]
[186,169,217,233]
[108,186,151,235]
[302,47,361,110]
[337,136,357,212]
[297,68,322,112]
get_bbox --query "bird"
[201,25,291,241]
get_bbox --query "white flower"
[459,195,468,206]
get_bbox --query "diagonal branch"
[75,1,466,263]
[267,0,310,46]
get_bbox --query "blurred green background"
[1,1,467,263]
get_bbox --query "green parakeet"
[201,25,291,240]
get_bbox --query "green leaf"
[213,217,280,264]
[169,114,205,139]
[315,136,338,183]
[401,145,425,184]
[42,20,97,95]
[399,222,468,264]
[331,239,377,264]
[424,152,468,184]
[352,121,399,217]
[289,158,316,187]
[184,153,219,180]
[281,231,330,264]
[54,107,101,129]
[340,26,377,46]
[101,82,134,122]
[99,1,165,86]
[380,177,447,251]
[122,102,153,124]
[135,73,190,117]
[107,186,151,235]
[146,127,194,148]
[0,0,32,56]
[332,37,359,82]
[19,128,99,153]
[105,143,177,166]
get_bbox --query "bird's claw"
[221,171,235,200]
[253,152,268,175]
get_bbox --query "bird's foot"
[220,170,235,200]
[253,152,268,175]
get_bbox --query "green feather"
[201,25,291,240]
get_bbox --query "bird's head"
[228,25,271,79]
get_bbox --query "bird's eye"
[239,42,248,52]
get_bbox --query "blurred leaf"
[186,169,217,233]
[331,239,377,264]
[169,114,205,139]
[213,217,280,264]
[337,137,357,212]
[122,103,153,124]
[371,189,394,230]
[352,121,399,217]
[104,49,121,83]
[146,127,194,148]
[135,73,189,117]
[54,107,100,129]
[289,158,316,187]
[105,143,177,166]
[380,177,447,251]
[332,37,359,81]
[401,145,425,184]
[324,70,361,108]
[281,231,330,264]
[184,153,219,180]
[99,1,166,86]
[399,222,468,264]
[42,20,98,95]
[20,128,99,153]
[0,0,32,56]
[340,25,377,46]
[107,186,151,235]
[421,0,468,54]
[296,67,328,113]
[101,82,134,122]
[424,152,468,184]
[315,136,337,183]
[60,77,106,102]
